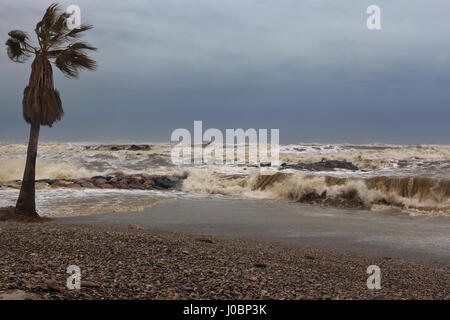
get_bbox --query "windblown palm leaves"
[5,2,97,127]
[5,30,33,63]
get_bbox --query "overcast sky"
[1,0,449,143]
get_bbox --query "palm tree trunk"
[16,122,40,217]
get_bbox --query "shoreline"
[0,221,449,300]
[57,198,450,267]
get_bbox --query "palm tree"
[5,3,97,217]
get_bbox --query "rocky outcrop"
[85,144,151,151]
[33,173,186,191]
[279,160,358,171]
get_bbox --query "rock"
[31,265,44,272]
[80,183,96,188]
[128,224,140,230]
[67,183,81,189]
[46,279,60,291]
[91,176,106,180]
[98,184,113,189]
[195,238,214,244]
[114,171,125,177]
[6,181,21,189]
[128,184,145,190]
[128,144,151,151]
[93,178,107,185]
[51,180,72,188]
[88,144,151,151]
[280,160,359,172]
[253,263,267,268]
[81,281,100,288]
[35,182,49,189]
[74,179,89,184]
[153,177,177,190]
[0,289,39,300]
[143,179,154,187]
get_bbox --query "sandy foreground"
[0,222,448,300]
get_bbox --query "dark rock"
[280,160,358,172]
[153,177,177,190]
[91,176,107,180]
[74,179,90,184]
[128,144,151,151]
[128,184,145,190]
[80,183,96,188]
[98,184,114,189]
[196,238,214,244]
[88,144,152,151]
[46,279,60,291]
[143,179,154,186]
[93,178,107,185]
[253,263,267,268]
[32,265,44,272]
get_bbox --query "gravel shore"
[0,222,448,300]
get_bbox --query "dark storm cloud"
[1,0,450,143]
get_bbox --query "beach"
[1,142,449,300]
[2,0,450,305]
[1,221,449,300]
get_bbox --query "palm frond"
[5,37,31,63]
[54,42,97,78]
[65,24,94,39]
[35,3,63,49]
[8,30,29,42]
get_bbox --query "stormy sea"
[1,141,450,267]
[0,141,449,217]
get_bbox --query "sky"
[0,0,449,144]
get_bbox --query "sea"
[0,141,449,218]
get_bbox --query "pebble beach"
[0,222,448,300]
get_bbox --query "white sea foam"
[1,141,449,216]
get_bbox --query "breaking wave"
[182,169,450,214]
[0,158,95,181]
[1,142,449,216]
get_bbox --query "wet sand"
[59,197,450,267]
